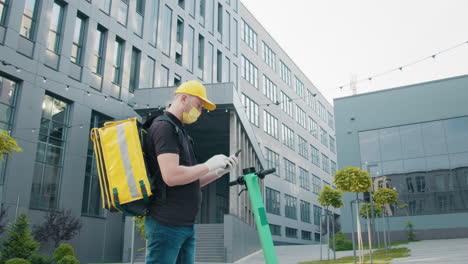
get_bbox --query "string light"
[42,77,47,83]
[66,85,70,91]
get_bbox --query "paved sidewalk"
[390,238,468,264]
[234,244,353,264]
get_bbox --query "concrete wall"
[334,75,468,237]
[224,214,260,263]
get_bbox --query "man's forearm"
[200,170,221,187]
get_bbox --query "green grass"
[298,247,411,264]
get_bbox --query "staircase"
[132,224,226,263]
[195,224,225,263]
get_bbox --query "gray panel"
[44,49,60,70]
[17,36,35,58]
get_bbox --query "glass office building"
[359,116,468,216]
[335,75,468,241]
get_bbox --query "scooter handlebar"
[257,168,276,179]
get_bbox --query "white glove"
[204,154,229,172]
[216,154,239,177]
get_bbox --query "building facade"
[0,0,337,262]
[334,75,468,241]
[239,3,338,245]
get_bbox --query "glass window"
[184,25,194,72]
[265,187,280,215]
[300,200,311,223]
[241,19,257,52]
[262,75,277,102]
[313,205,321,225]
[328,111,334,130]
[30,95,70,210]
[158,65,169,87]
[299,167,310,190]
[207,0,214,34]
[82,111,112,217]
[285,227,297,238]
[295,105,306,129]
[47,2,65,53]
[311,145,320,166]
[224,11,230,49]
[223,56,230,82]
[205,42,214,82]
[143,56,156,89]
[217,3,223,37]
[306,90,317,110]
[71,13,87,65]
[298,135,308,159]
[97,0,111,14]
[379,127,402,161]
[359,130,381,163]
[294,76,304,97]
[0,75,18,182]
[445,116,468,154]
[129,47,141,93]
[421,121,448,156]
[20,0,39,40]
[320,127,328,146]
[322,154,329,173]
[241,93,259,127]
[91,25,107,75]
[198,34,205,71]
[270,224,281,236]
[149,0,160,45]
[309,117,318,138]
[216,50,222,82]
[265,148,280,176]
[280,61,291,86]
[240,56,258,88]
[281,124,295,150]
[331,161,337,176]
[302,230,312,240]
[232,18,238,55]
[284,158,296,184]
[187,0,195,17]
[285,194,297,219]
[280,91,293,118]
[329,136,336,153]
[263,110,278,139]
[199,0,205,25]
[0,0,9,26]
[112,37,125,86]
[262,42,276,71]
[133,0,144,36]
[117,0,129,26]
[318,102,326,121]
[312,175,321,194]
[159,5,172,56]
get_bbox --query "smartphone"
[235,149,242,157]
[225,149,242,169]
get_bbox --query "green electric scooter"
[229,167,279,264]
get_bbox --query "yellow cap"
[174,81,216,110]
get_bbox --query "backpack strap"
[147,114,184,202]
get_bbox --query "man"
[143,81,238,264]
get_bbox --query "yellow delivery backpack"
[90,118,152,216]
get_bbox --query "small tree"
[0,130,22,159]
[32,209,82,248]
[2,213,40,260]
[373,188,399,250]
[333,167,372,264]
[0,205,9,234]
[359,203,383,219]
[317,185,343,260]
[405,221,416,241]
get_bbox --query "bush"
[2,213,39,260]
[53,244,74,262]
[57,256,79,264]
[28,253,52,264]
[330,232,353,251]
[5,258,30,264]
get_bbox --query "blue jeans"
[145,217,196,264]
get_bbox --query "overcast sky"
[240,0,468,104]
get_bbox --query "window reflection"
[359,115,468,217]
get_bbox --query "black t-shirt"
[144,111,201,226]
